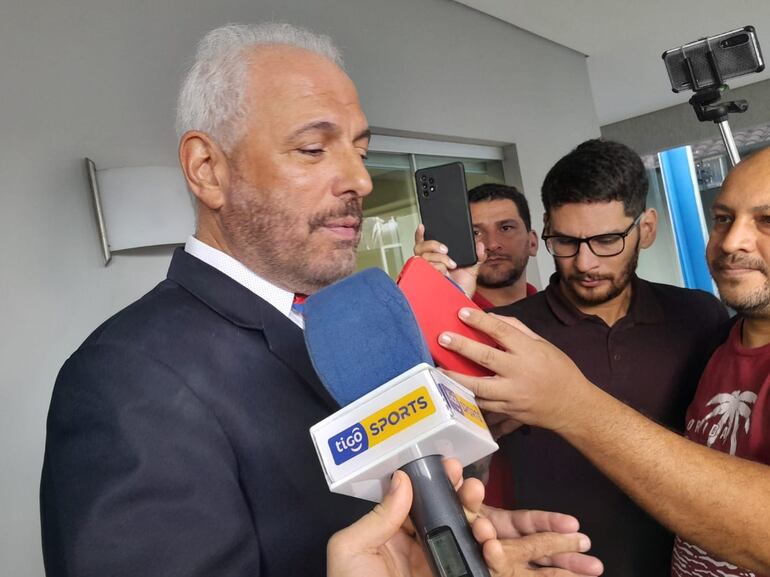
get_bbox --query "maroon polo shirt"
[472,282,537,509]
[493,274,729,577]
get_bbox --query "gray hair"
[175,23,344,153]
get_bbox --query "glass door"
[358,144,508,279]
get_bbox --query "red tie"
[291,294,307,316]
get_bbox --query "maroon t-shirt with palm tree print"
[672,319,770,577]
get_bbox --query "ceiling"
[453,0,770,125]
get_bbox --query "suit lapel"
[260,304,339,411]
[167,248,339,412]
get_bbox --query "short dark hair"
[541,139,648,217]
[468,183,532,231]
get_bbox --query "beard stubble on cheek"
[558,243,640,306]
[477,236,531,289]
[477,257,526,289]
[221,184,364,292]
[710,253,770,316]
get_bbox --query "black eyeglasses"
[542,213,643,258]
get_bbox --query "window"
[639,121,770,291]
[358,136,508,278]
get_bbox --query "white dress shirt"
[184,236,304,328]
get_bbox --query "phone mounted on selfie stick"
[663,26,765,167]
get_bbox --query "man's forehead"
[718,154,770,208]
[247,43,336,69]
[549,200,627,220]
[547,200,631,234]
[471,198,522,221]
[247,46,353,95]
[241,46,366,138]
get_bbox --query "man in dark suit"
[41,22,374,577]
[40,22,602,577]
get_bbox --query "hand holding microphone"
[327,457,601,577]
[305,268,497,576]
[327,458,489,577]
[306,268,601,577]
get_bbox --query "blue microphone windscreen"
[304,268,434,407]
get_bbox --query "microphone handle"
[401,455,491,577]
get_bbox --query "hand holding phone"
[415,162,478,268]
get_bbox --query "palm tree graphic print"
[695,391,759,455]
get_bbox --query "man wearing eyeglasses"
[489,139,729,577]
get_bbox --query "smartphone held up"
[414,162,478,268]
[662,25,764,93]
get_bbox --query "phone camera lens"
[422,189,430,198]
[420,174,427,181]
[428,177,435,184]
[721,33,748,48]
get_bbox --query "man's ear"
[528,229,539,256]
[639,208,658,249]
[178,131,230,210]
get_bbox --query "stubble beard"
[710,254,770,318]
[221,181,362,294]
[558,242,640,307]
[477,254,527,289]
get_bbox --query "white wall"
[0,1,599,575]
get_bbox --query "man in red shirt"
[668,149,770,577]
[440,146,770,576]
[415,183,538,309]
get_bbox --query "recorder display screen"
[427,527,470,577]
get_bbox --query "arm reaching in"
[438,308,770,574]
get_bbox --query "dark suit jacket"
[40,248,371,577]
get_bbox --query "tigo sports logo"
[329,423,369,461]
[328,387,435,465]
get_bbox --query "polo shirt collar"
[544,273,665,327]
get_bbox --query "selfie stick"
[688,87,745,167]
[681,46,747,167]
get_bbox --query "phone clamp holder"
[682,48,747,166]
[688,86,746,167]
[689,87,747,122]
